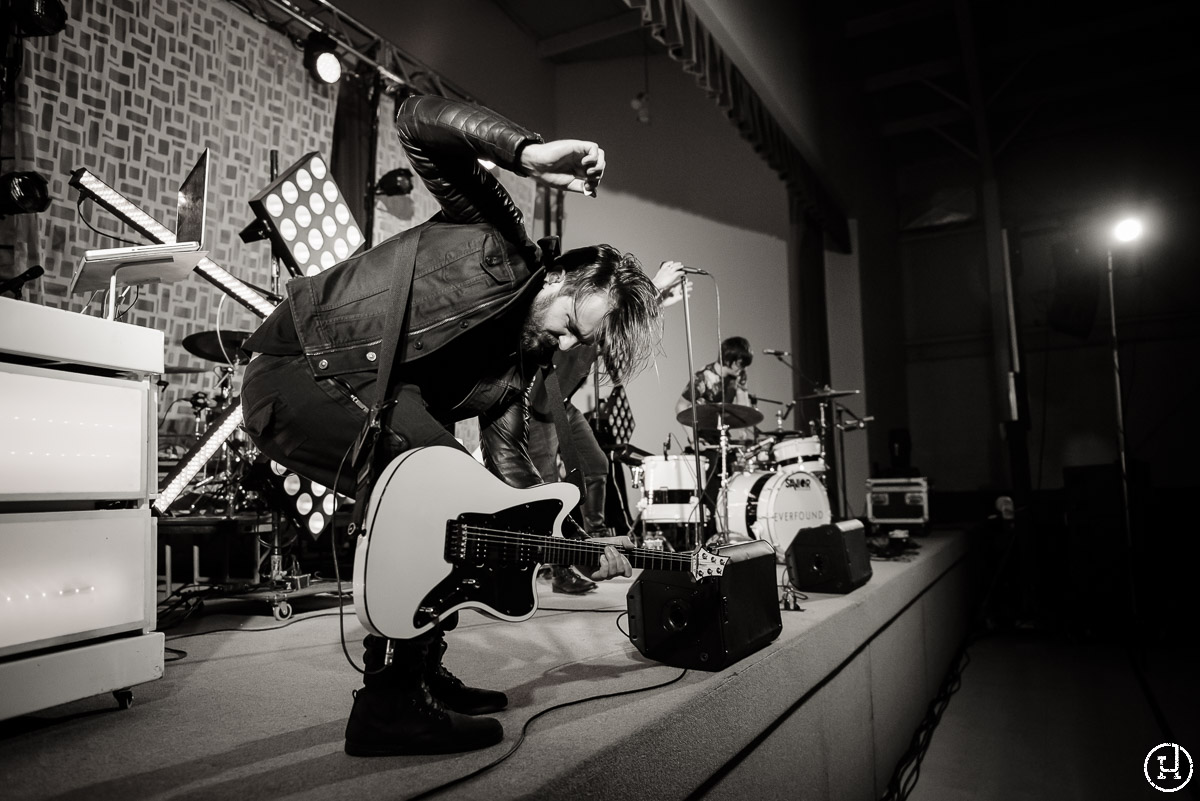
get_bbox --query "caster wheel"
[273,601,293,621]
[114,689,134,710]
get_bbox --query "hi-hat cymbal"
[182,330,254,365]
[676,403,763,430]
[797,388,860,401]
[164,365,208,374]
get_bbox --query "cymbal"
[676,403,763,430]
[797,388,860,401]
[164,365,208,374]
[182,330,254,365]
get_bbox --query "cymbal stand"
[815,397,842,519]
[833,404,874,519]
[716,418,732,535]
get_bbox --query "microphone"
[678,266,709,275]
[763,348,790,357]
[0,265,45,297]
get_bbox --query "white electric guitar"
[352,446,729,640]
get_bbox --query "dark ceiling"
[488,0,1200,177]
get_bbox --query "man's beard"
[521,294,559,365]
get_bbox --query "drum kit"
[631,387,861,560]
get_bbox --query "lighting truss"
[222,0,475,101]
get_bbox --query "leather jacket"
[245,95,547,377]
[244,96,554,490]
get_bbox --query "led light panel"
[248,153,364,277]
[153,404,243,514]
[257,459,350,538]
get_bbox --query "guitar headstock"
[689,546,729,581]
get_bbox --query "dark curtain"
[624,0,851,254]
[329,58,380,246]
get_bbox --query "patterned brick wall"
[7,0,337,436]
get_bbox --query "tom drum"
[634,454,708,524]
[771,435,826,473]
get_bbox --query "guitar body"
[353,446,579,640]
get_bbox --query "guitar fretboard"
[456,524,699,573]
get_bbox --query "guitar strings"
[453,524,698,566]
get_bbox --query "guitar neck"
[541,537,693,573]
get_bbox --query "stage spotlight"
[247,151,365,277]
[12,0,68,36]
[303,33,342,85]
[0,171,51,216]
[375,167,413,197]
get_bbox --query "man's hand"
[653,260,693,309]
[586,535,634,581]
[520,140,605,197]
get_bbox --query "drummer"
[674,336,757,448]
[673,336,759,528]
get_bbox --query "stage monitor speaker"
[626,540,781,672]
[785,520,872,594]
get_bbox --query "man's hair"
[722,336,753,368]
[555,244,661,384]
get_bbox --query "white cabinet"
[0,296,165,719]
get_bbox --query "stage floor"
[0,530,970,801]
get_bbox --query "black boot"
[551,564,597,594]
[426,633,508,716]
[344,635,502,757]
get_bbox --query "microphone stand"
[679,274,706,549]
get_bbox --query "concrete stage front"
[0,530,970,801]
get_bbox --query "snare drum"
[771,436,826,473]
[718,470,831,556]
[634,455,708,524]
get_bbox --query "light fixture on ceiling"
[303,32,342,85]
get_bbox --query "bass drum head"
[719,470,831,558]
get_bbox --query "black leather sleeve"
[479,386,544,489]
[396,95,543,247]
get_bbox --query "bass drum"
[719,470,831,558]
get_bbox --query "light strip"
[67,170,280,513]
[153,404,244,514]
[69,170,277,320]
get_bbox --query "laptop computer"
[69,149,211,296]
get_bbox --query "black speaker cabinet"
[626,540,782,672]
[785,520,872,594]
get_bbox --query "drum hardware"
[675,402,764,535]
[832,406,873,518]
[182,329,255,365]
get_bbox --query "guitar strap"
[350,230,421,532]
